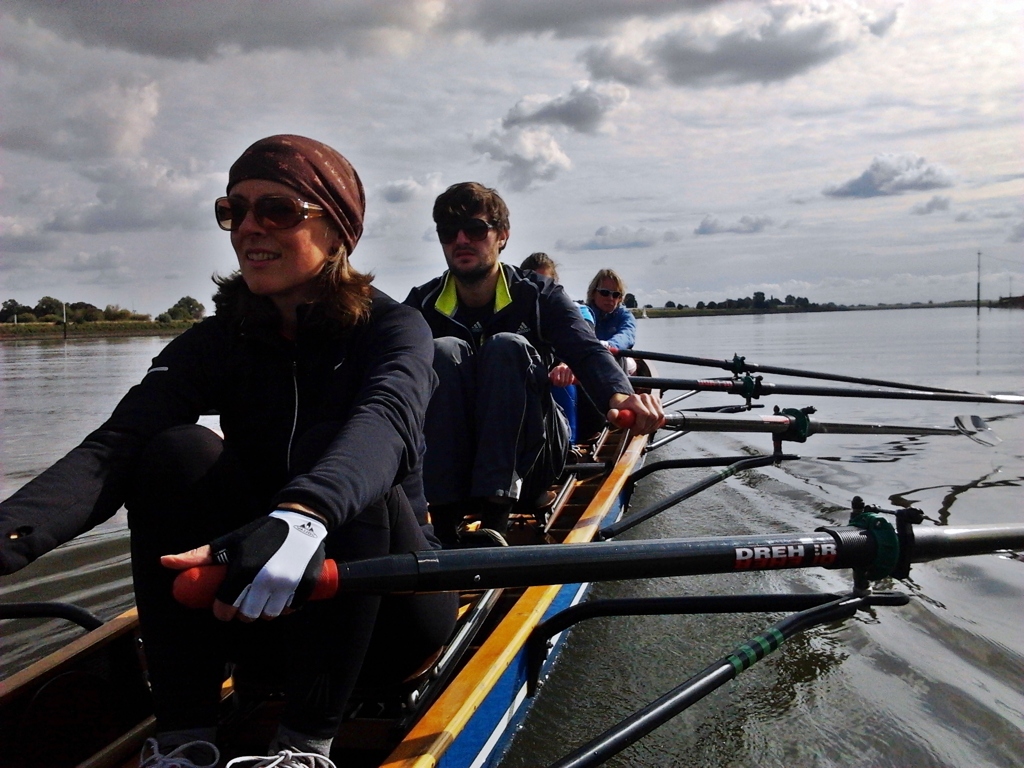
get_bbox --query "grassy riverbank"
[0,320,195,340]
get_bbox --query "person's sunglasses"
[214,195,325,232]
[436,219,496,244]
[596,288,623,299]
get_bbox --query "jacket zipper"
[286,360,299,473]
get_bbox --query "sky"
[1,0,1021,317]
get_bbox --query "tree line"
[625,292,825,311]
[1,296,205,324]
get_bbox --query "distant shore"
[631,298,1019,319]
[1,299,1019,340]
[0,320,195,340]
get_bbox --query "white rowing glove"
[209,509,327,619]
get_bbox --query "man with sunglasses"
[405,182,663,547]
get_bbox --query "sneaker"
[226,749,336,768]
[458,527,509,547]
[140,737,220,768]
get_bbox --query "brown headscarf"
[227,134,365,256]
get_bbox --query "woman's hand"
[607,392,665,435]
[162,508,327,622]
[549,362,577,387]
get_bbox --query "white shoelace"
[139,738,220,768]
[226,748,336,768]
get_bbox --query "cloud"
[471,127,571,192]
[582,2,898,88]
[1008,221,1024,244]
[0,218,53,255]
[910,195,951,215]
[557,225,669,250]
[41,158,215,234]
[378,173,443,204]
[0,18,161,161]
[66,247,133,284]
[823,154,954,198]
[693,214,773,235]
[502,82,629,134]
[3,0,439,60]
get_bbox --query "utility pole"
[976,250,981,315]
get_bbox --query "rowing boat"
[0,369,657,768]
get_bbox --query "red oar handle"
[608,409,636,429]
[172,560,340,609]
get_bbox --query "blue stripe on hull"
[439,580,591,768]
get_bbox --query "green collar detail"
[434,264,513,317]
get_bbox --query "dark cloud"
[502,82,628,134]
[910,195,951,215]
[583,3,897,88]
[694,214,772,235]
[1008,221,1024,244]
[824,154,954,198]
[0,226,53,254]
[3,0,434,60]
[439,0,720,40]
[0,18,161,161]
[471,128,571,192]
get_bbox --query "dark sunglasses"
[436,219,496,244]
[214,195,325,232]
[596,288,622,299]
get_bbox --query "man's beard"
[450,261,493,285]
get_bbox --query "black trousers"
[127,424,457,739]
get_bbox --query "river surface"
[1,308,1022,767]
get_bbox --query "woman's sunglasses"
[436,219,496,244]
[596,288,623,299]
[214,195,325,232]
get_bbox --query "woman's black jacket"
[0,287,437,574]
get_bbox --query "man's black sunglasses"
[596,288,622,299]
[215,195,325,232]
[436,219,496,244]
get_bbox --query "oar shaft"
[173,523,1024,605]
[632,377,1024,405]
[662,411,964,438]
[619,349,978,394]
[332,523,1024,593]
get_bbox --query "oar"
[616,349,981,395]
[656,410,1001,446]
[629,376,1024,406]
[173,522,1024,605]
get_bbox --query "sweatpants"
[127,423,457,739]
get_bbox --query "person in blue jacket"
[0,135,455,768]
[586,268,636,353]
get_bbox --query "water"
[1,309,1022,766]
[500,307,1024,768]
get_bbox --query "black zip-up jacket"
[0,286,436,575]
[404,263,631,409]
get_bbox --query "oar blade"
[954,415,1001,447]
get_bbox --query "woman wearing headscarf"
[0,135,456,768]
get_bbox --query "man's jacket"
[405,264,631,410]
